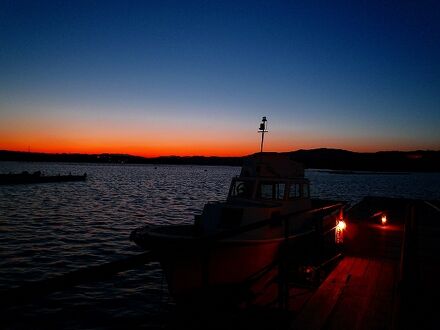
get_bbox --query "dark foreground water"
[1,162,439,329]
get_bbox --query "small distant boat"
[131,117,347,304]
[0,171,87,185]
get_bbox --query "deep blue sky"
[1,0,439,155]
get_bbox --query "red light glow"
[335,219,346,244]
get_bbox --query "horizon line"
[1,148,439,159]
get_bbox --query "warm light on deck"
[336,220,347,231]
[335,214,346,244]
[381,215,387,225]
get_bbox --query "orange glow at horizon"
[0,133,259,157]
[1,131,436,158]
[0,116,258,157]
[1,112,438,157]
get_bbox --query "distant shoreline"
[1,149,439,173]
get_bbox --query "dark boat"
[131,118,347,304]
[0,171,87,185]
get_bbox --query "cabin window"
[302,184,310,197]
[258,182,285,200]
[276,183,285,200]
[260,184,272,199]
[231,180,254,198]
[288,183,301,199]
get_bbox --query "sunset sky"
[1,1,439,157]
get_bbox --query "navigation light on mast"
[258,116,268,153]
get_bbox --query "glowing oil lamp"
[381,214,387,225]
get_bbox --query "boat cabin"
[196,153,312,234]
[228,153,310,202]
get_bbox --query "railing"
[205,202,346,242]
[277,202,347,310]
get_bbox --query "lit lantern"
[335,209,346,244]
[381,214,387,225]
[337,220,347,231]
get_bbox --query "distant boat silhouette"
[0,171,87,185]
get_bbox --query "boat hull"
[131,200,344,304]
[153,236,283,303]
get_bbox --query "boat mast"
[258,116,268,153]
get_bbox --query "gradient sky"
[1,0,439,156]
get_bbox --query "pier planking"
[291,197,440,330]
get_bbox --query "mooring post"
[201,241,211,296]
[394,203,418,330]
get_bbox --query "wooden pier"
[290,197,440,330]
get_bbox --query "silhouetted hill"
[0,149,439,172]
[284,148,440,172]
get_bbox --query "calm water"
[1,162,439,329]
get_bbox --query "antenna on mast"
[258,116,268,153]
